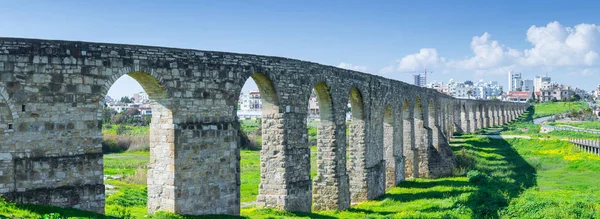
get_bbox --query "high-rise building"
[534,76,542,92]
[523,79,534,92]
[508,70,522,91]
[413,74,426,87]
[534,74,551,92]
[542,75,551,84]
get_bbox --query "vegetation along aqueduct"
[0,38,528,216]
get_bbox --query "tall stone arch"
[311,81,350,211]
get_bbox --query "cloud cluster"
[381,21,600,79]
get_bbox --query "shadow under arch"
[248,73,279,116]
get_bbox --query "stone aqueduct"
[0,38,528,215]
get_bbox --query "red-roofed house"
[506,91,533,103]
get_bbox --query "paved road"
[533,116,553,125]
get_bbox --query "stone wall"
[0,37,529,216]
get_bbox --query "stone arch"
[383,103,396,189]
[101,67,170,102]
[469,103,478,132]
[101,70,174,214]
[346,87,367,204]
[311,81,349,211]
[428,98,439,151]
[413,96,427,177]
[478,103,485,129]
[402,98,418,179]
[236,72,288,212]
[247,73,280,115]
[460,103,469,133]
[349,87,364,120]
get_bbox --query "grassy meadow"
[4,113,600,218]
[532,101,587,118]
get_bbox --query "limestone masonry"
[0,38,528,215]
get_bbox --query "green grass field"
[532,101,588,118]
[4,113,600,218]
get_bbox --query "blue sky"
[2,0,600,98]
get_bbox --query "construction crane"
[398,69,434,87]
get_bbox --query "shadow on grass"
[332,132,536,218]
[8,202,111,219]
[453,136,537,218]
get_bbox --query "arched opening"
[478,104,484,129]
[402,99,417,179]
[101,71,173,216]
[310,82,347,210]
[460,104,468,133]
[438,102,445,138]
[237,72,280,209]
[428,99,439,151]
[383,104,396,189]
[346,87,365,203]
[413,97,426,177]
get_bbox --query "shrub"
[467,170,488,184]
[125,167,147,185]
[453,148,475,176]
[239,130,261,150]
[102,133,149,153]
[102,137,126,154]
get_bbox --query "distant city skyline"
[4,1,600,98]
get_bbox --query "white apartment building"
[446,79,502,100]
[308,90,320,118]
[239,90,262,111]
[473,80,503,100]
[426,81,446,93]
[523,79,534,92]
[132,92,149,103]
[508,70,522,92]
[534,75,551,92]
[447,79,469,99]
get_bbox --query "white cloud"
[521,21,600,67]
[448,32,521,70]
[380,48,446,74]
[379,21,600,90]
[337,62,368,72]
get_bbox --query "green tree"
[569,94,581,102]
[103,107,117,124]
[120,96,133,103]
